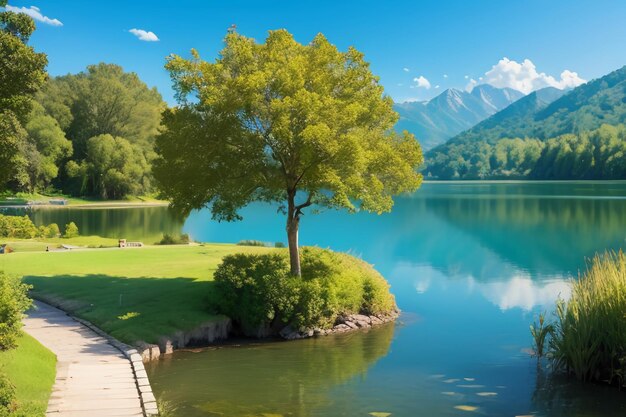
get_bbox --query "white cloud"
[412,75,431,89]
[480,276,571,311]
[434,84,440,89]
[483,57,585,94]
[403,67,410,72]
[443,74,448,78]
[464,75,469,79]
[6,4,62,26]
[129,28,159,42]
[465,78,478,92]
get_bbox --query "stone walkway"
[23,301,148,417]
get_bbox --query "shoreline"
[0,201,169,210]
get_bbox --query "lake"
[19,182,626,416]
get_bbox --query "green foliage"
[427,124,626,179]
[0,215,37,239]
[157,233,189,245]
[0,6,47,193]
[22,102,72,191]
[236,240,267,247]
[63,222,79,238]
[0,273,32,351]
[274,242,285,248]
[66,134,150,199]
[0,373,16,414]
[530,312,554,357]
[549,251,626,384]
[155,29,423,275]
[213,247,396,334]
[45,223,60,238]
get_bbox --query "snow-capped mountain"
[393,85,525,150]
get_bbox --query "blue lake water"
[23,182,626,416]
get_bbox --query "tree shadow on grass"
[24,274,220,345]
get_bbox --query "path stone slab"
[24,301,150,417]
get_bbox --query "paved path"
[23,301,145,417]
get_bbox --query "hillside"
[425,65,626,179]
[394,85,524,150]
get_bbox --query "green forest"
[425,66,626,179]
[0,9,164,199]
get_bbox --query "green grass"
[0,245,272,344]
[0,191,166,207]
[3,236,121,252]
[0,332,56,416]
[549,250,626,384]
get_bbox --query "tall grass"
[530,312,553,357]
[549,250,626,384]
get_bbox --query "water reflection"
[146,324,395,417]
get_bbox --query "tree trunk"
[286,191,301,277]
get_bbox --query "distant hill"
[394,85,524,150]
[424,65,626,180]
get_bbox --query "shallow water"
[23,182,626,416]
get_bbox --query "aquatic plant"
[549,251,626,384]
[530,312,553,357]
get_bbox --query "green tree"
[23,102,73,191]
[155,29,423,276]
[0,0,48,191]
[67,134,150,199]
[63,222,79,238]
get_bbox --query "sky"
[7,0,626,104]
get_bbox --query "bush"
[213,247,396,335]
[63,222,79,238]
[0,215,37,239]
[549,251,626,384]
[157,233,190,245]
[236,240,267,247]
[0,273,32,351]
[45,223,60,238]
[0,373,15,415]
[274,242,285,248]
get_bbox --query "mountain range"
[424,65,626,180]
[393,84,525,150]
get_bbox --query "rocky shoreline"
[137,309,400,362]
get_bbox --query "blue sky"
[7,0,626,104]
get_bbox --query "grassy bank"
[0,332,56,416]
[1,245,271,344]
[0,192,167,207]
[2,236,120,252]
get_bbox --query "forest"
[425,124,626,180]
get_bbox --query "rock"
[137,342,160,362]
[158,337,174,355]
[344,320,359,330]
[333,324,351,332]
[352,314,371,325]
[313,327,323,336]
[369,315,383,325]
[279,325,301,340]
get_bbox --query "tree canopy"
[0,1,48,190]
[155,29,423,275]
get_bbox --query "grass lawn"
[0,191,167,207]
[0,332,56,416]
[0,244,272,344]
[3,236,121,252]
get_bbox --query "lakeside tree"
[0,0,48,190]
[154,29,423,276]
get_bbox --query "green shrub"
[157,233,190,245]
[46,223,60,238]
[549,251,626,384]
[63,222,79,238]
[0,373,15,414]
[213,247,396,335]
[0,216,37,239]
[0,273,32,351]
[274,242,285,248]
[236,240,267,247]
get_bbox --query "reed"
[549,250,626,384]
